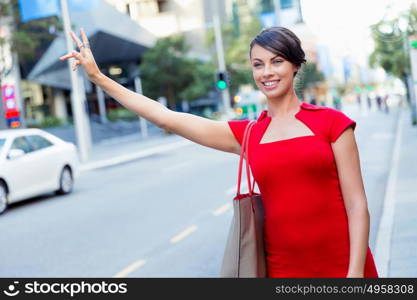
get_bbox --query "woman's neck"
[266,91,301,118]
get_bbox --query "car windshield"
[0,138,5,152]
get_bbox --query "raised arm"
[59,28,240,155]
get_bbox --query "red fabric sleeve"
[328,109,356,143]
[227,120,250,146]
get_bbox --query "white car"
[0,128,80,214]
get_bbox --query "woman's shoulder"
[301,102,351,120]
[299,103,356,142]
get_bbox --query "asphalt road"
[0,102,400,277]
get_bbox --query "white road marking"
[170,225,198,244]
[212,203,232,216]
[374,109,403,277]
[113,260,146,278]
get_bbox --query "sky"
[300,0,416,64]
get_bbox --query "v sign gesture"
[59,28,101,80]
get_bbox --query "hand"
[59,28,101,80]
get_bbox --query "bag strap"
[236,121,257,196]
[245,122,257,194]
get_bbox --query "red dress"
[228,102,379,278]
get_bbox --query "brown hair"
[249,27,306,76]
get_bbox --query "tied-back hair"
[250,26,307,77]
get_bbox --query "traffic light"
[411,38,417,49]
[216,71,228,90]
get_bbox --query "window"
[26,135,53,151]
[157,0,169,13]
[11,137,33,154]
[281,0,293,9]
[260,0,293,13]
[261,0,274,13]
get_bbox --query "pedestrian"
[309,97,317,105]
[60,26,378,278]
[376,95,382,111]
[333,94,342,111]
[367,95,372,110]
[383,95,389,114]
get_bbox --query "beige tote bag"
[220,121,267,278]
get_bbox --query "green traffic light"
[217,80,227,90]
[411,39,417,49]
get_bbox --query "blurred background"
[0,0,416,278]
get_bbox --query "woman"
[60,26,379,278]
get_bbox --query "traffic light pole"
[60,0,92,162]
[407,35,417,125]
[212,0,232,116]
[273,0,282,26]
[403,32,417,125]
[134,76,149,138]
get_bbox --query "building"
[21,0,156,127]
[104,0,228,60]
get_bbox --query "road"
[0,101,400,277]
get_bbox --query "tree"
[294,62,325,99]
[205,10,263,98]
[369,4,417,104]
[0,0,61,128]
[140,34,215,110]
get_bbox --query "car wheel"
[56,167,73,195]
[0,182,8,214]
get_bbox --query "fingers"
[59,50,82,60]
[60,51,81,72]
[80,28,90,46]
[72,60,81,71]
[61,29,90,62]
[59,53,75,60]
[70,31,83,49]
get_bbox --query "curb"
[79,139,193,173]
[374,106,404,277]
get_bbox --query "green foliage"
[335,84,348,97]
[179,58,215,101]
[369,3,417,80]
[107,108,138,122]
[369,21,409,79]
[206,12,263,97]
[294,63,325,98]
[28,116,65,128]
[0,1,10,16]
[140,34,215,109]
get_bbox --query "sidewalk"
[374,102,417,277]
[79,132,193,172]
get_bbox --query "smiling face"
[250,44,299,100]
